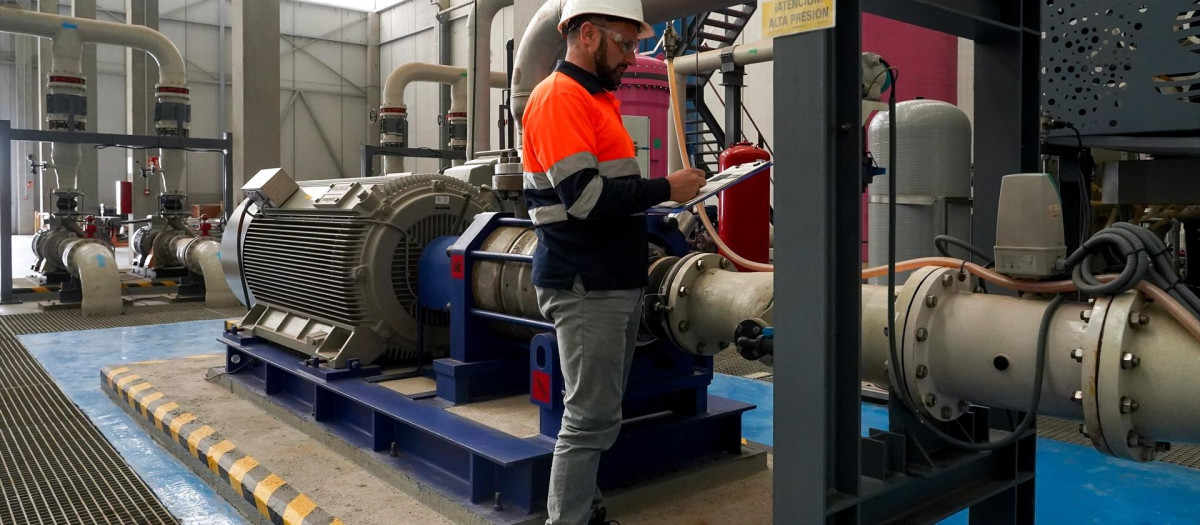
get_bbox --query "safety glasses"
[593,24,638,55]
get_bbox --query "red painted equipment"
[116,181,133,214]
[198,215,212,237]
[83,215,97,239]
[717,141,771,271]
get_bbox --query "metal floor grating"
[0,303,246,524]
[713,348,773,381]
[0,304,245,340]
[1037,415,1200,469]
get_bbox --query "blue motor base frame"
[220,328,754,520]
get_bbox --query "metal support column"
[772,0,864,521]
[1,120,15,304]
[367,12,382,177]
[720,50,744,147]
[125,0,159,222]
[232,0,281,191]
[774,1,1041,523]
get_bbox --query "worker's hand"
[666,168,706,203]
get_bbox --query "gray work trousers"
[536,278,642,525]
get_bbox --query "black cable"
[892,294,1065,451]
[207,357,257,382]
[934,235,994,266]
[886,65,904,413]
[886,66,1059,451]
[1049,120,1093,250]
[1066,222,1200,319]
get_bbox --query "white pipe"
[0,5,187,86]
[50,143,82,191]
[511,0,749,141]
[1,5,190,194]
[384,63,508,116]
[63,241,122,316]
[466,0,513,159]
[668,40,774,173]
[672,40,774,76]
[382,62,507,173]
[173,237,240,308]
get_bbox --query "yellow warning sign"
[761,0,836,39]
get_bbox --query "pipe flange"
[1095,291,1157,461]
[152,228,190,267]
[61,238,111,272]
[641,256,681,342]
[1079,295,1115,455]
[663,252,732,355]
[176,236,207,274]
[899,267,972,422]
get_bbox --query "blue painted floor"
[18,320,246,525]
[710,373,1200,525]
[16,320,1199,525]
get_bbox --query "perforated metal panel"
[1041,1,1200,135]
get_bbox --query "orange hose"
[665,59,1200,342]
[666,57,774,272]
[863,257,1200,342]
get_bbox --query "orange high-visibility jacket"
[521,61,671,290]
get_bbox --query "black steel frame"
[359,144,466,177]
[772,1,1041,523]
[0,119,234,304]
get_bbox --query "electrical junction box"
[993,173,1067,278]
[445,156,499,187]
[242,168,300,209]
[622,115,651,178]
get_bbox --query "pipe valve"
[734,319,773,362]
[198,215,212,237]
[83,215,96,238]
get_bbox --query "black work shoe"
[588,506,620,525]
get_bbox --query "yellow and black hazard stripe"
[14,280,178,294]
[14,285,60,294]
[102,365,343,525]
[121,280,179,289]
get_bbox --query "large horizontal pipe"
[668,40,775,172]
[0,5,187,87]
[384,62,507,115]
[512,0,750,135]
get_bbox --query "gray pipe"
[667,40,774,172]
[511,0,749,144]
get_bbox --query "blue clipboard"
[647,160,772,214]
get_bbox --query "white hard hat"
[558,0,654,39]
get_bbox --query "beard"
[593,38,626,91]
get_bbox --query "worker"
[521,0,706,523]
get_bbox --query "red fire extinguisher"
[717,141,771,271]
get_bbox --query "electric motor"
[223,171,496,367]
